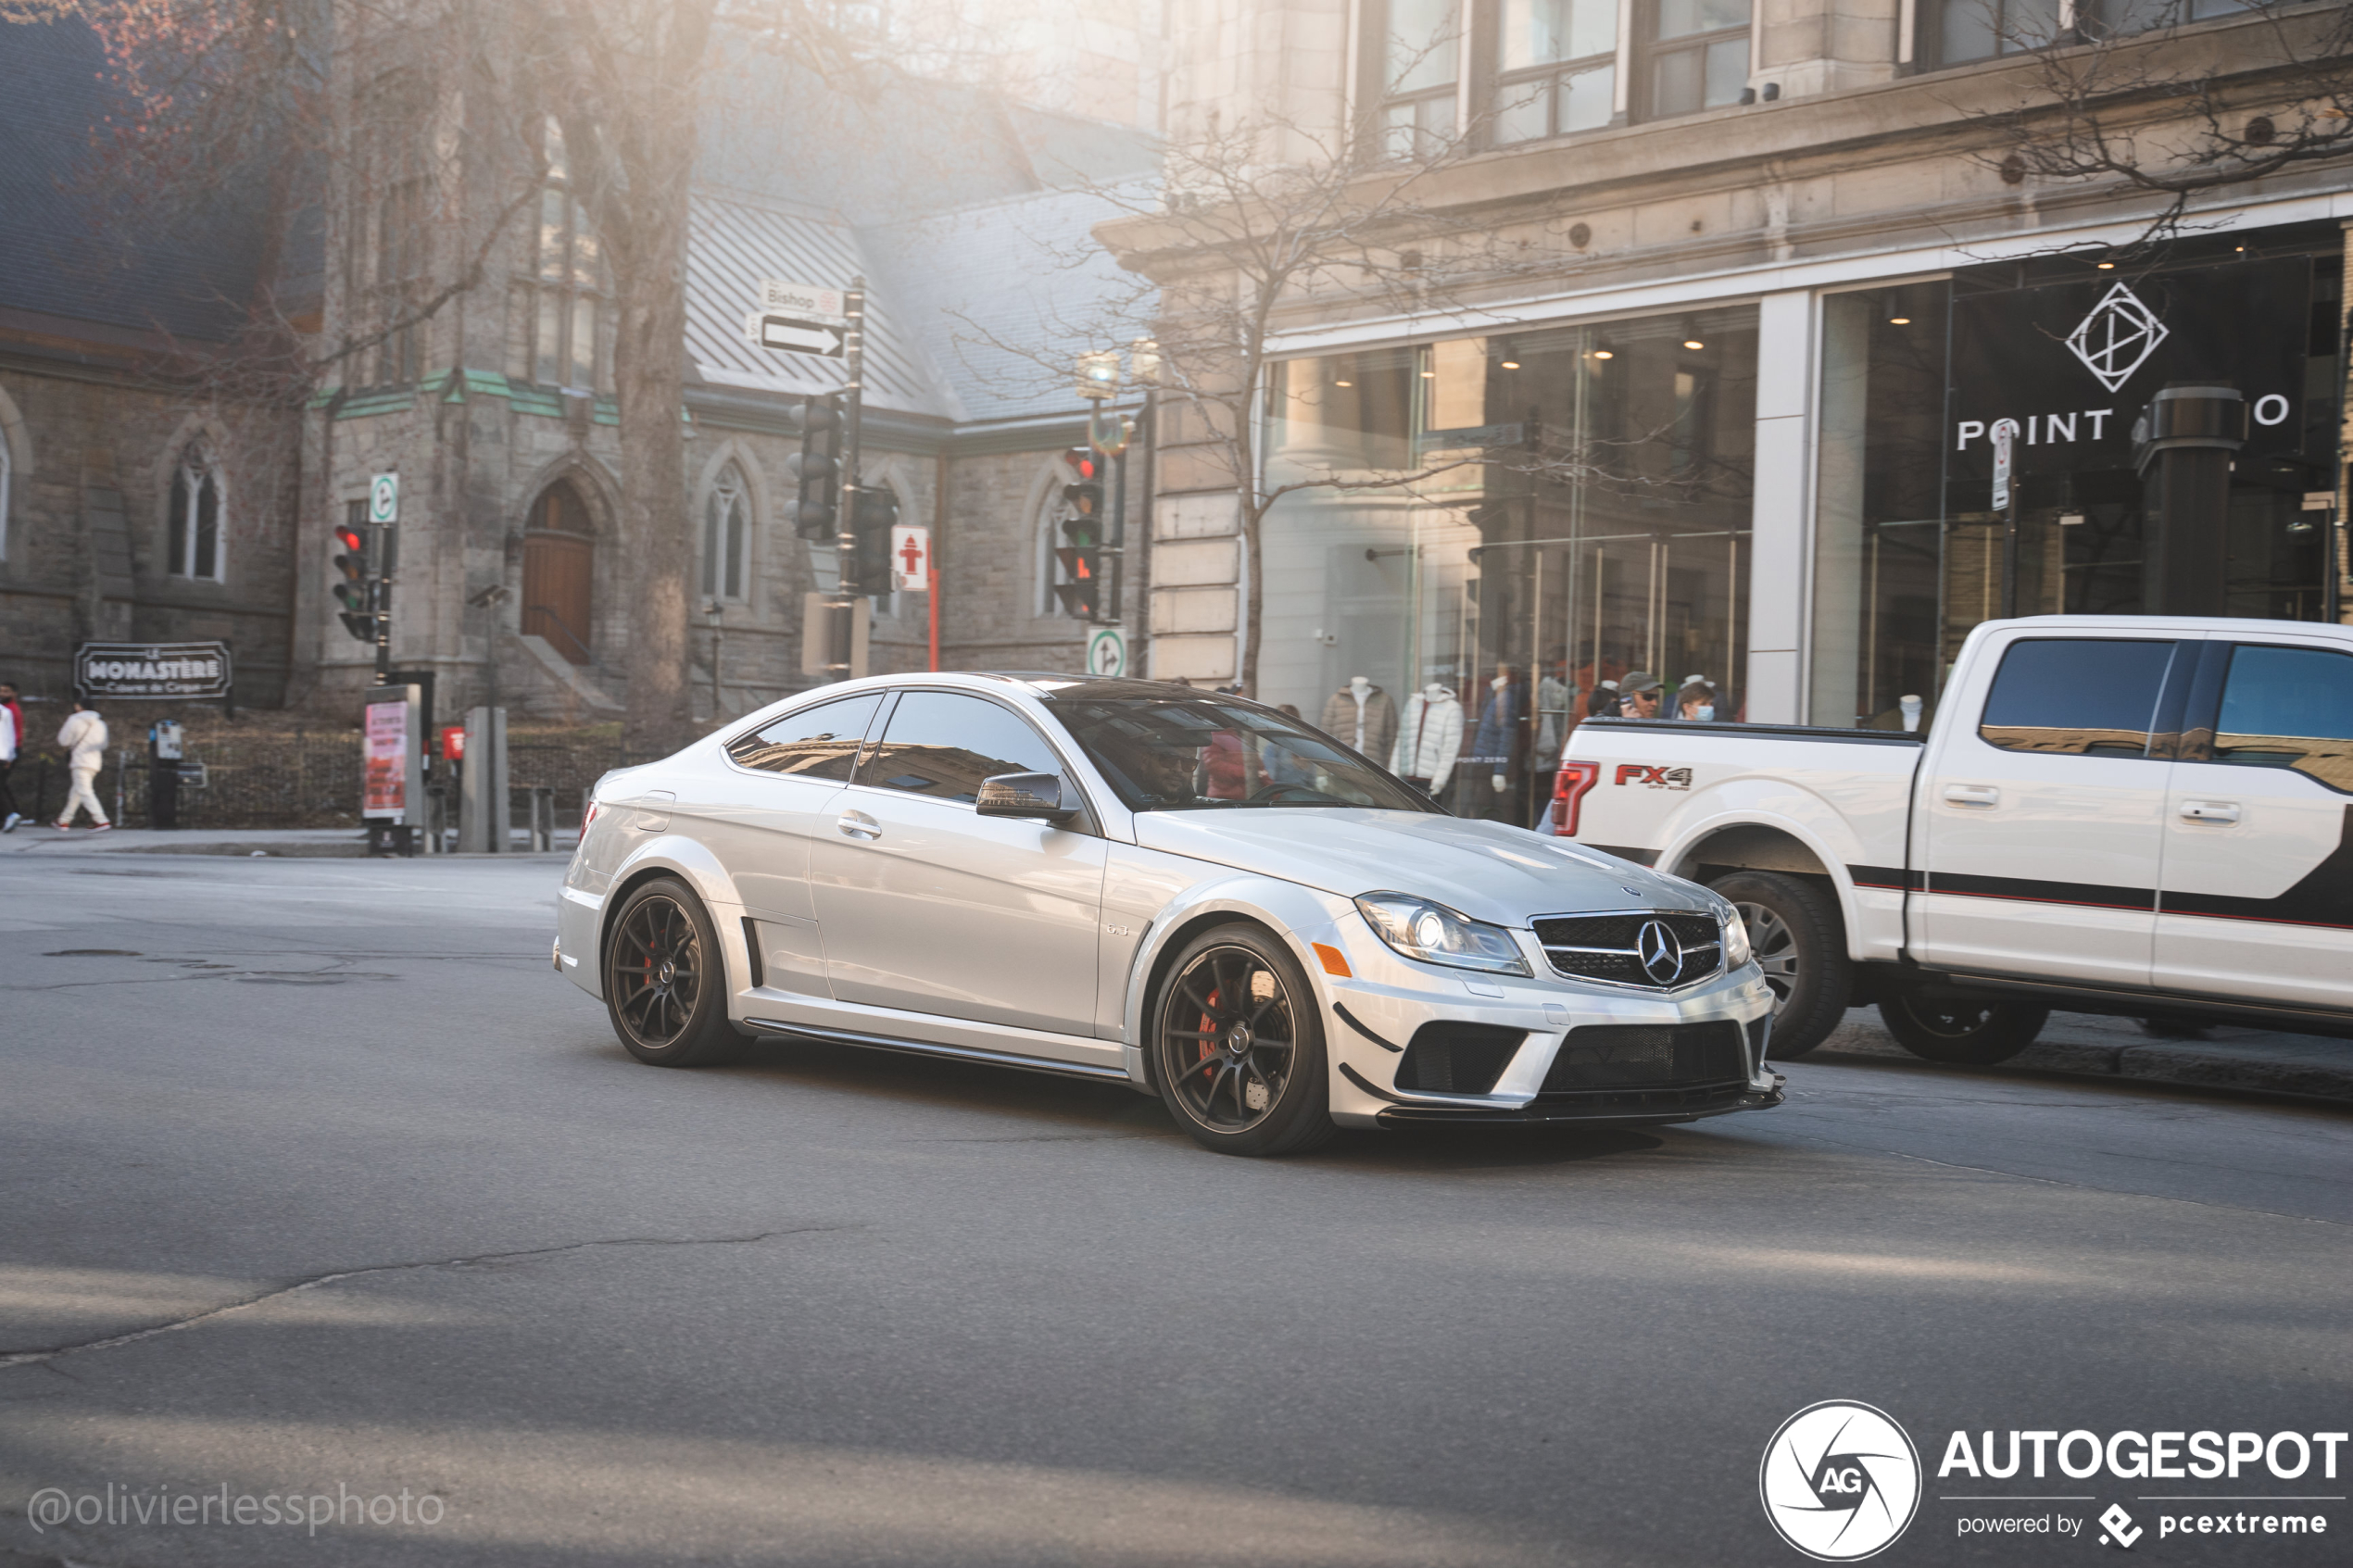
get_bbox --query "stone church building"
[0,13,1157,722]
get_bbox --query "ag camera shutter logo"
[1760,1400,1922,1561]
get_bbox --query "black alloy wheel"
[1878,991,2049,1066]
[1708,870,1851,1060]
[1153,925,1333,1157]
[603,877,743,1066]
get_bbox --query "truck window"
[2212,645,2353,794]
[1977,639,2179,759]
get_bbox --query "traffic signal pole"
[373,523,397,682]
[831,277,866,679]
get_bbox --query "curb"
[1815,1014,2353,1107]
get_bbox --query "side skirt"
[741,1017,1133,1085]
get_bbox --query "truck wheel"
[1710,871,1849,1060]
[1879,992,2049,1066]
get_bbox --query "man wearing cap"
[1617,671,1664,719]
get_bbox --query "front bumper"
[1303,910,1781,1131]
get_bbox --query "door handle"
[836,811,880,841]
[1943,784,2000,807]
[2179,800,2241,824]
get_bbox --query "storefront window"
[1263,306,1757,827]
[1810,282,1951,730]
[1811,236,2343,729]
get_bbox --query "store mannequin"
[1319,675,1398,761]
[1466,665,1526,816]
[1390,682,1464,795]
[1534,659,1571,765]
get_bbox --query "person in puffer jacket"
[55,698,111,830]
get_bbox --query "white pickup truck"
[1550,615,2353,1063]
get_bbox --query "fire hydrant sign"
[75,641,232,698]
[889,524,932,594]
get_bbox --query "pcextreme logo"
[1761,1401,1923,1562]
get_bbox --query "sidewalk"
[1816,1008,2353,1108]
[1,825,577,857]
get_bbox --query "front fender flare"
[1119,873,1353,1086]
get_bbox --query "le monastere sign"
[76,641,233,699]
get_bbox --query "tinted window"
[2213,645,2353,794]
[862,692,1061,802]
[1978,639,2179,759]
[724,694,880,780]
[1046,690,1437,812]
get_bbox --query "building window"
[1494,0,1617,144]
[1922,0,2248,69]
[1378,0,1461,158]
[347,69,430,387]
[509,119,606,393]
[702,463,750,603]
[1636,0,1749,119]
[166,445,225,582]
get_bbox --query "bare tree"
[1972,1,2353,245]
[15,0,901,750]
[957,97,1579,697]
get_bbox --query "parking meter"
[149,719,183,830]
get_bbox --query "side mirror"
[975,771,1077,822]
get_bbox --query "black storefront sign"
[1949,257,2309,490]
[75,641,233,699]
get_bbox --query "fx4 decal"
[1614,763,1693,790]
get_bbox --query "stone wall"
[0,369,303,708]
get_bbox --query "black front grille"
[1395,1022,1529,1096]
[1539,1022,1747,1094]
[1532,910,1721,988]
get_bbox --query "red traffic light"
[1065,448,1098,481]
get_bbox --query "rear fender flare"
[596,835,752,996]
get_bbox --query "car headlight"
[1354,893,1531,977]
[1721,903,1753,969]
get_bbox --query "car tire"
[603,877,745,1067]
[1709,871,1849,1060]
[1151,923,1335,1158]
[1878,991,2049,1066]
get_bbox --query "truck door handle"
[836,811,881,841]
[1943,784,2000,807]
[2179,800,2241,824]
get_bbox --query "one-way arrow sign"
[744,312,845,358]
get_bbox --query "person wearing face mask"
[1676,679,1720,721]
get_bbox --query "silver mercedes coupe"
[557,673,1781,1156]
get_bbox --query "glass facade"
[1810,235,2346,730]
[1261,305,1758,827]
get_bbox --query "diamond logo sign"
[2066,282,2170,393]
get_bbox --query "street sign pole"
[831,277,866,678]
[1991,419,2019,621]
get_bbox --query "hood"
[1131,809,1710,928]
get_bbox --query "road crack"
[0,1226,853,1371]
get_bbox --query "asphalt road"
[2,852,2347,1567]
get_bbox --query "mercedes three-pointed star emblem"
[1636,920,1682,985]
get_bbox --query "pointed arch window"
[167,446,225,581]
[507,118,608,394]
[703,462,750,602]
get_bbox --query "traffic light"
[1061,448,1102,521]
[789,395,843,539]
[332,515,376,642]
[847,486,899,596]
[1052,450,1105,619]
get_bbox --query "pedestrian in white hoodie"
[55,698,111,831]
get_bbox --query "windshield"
[1043,688,1439,813]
